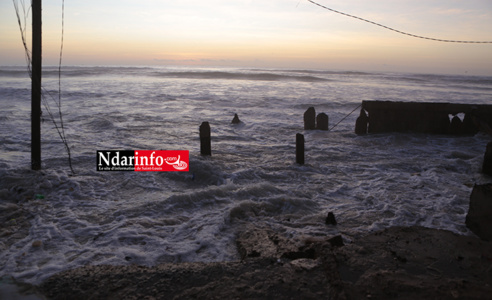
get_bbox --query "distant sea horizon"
[2,63,491,77]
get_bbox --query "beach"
[35,225,492,299]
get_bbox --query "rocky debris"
[466,183,492,241]
[333,226,492,299]
[327,235,344,247]
[41,258,332,300]
[235,223,316,260]
[31,240,43,248]
[38,226,492,300]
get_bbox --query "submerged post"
[200,122,211,156]
[31,0,42,170]
[296,133,304,165]
[316,113,329,130]
[231,113,241,124]
[304,107,316,130]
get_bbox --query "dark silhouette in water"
[200,122,211,156]
[304,107,316,130]
[355,109,368,135]
[231,113,241,124]
[316,113,329,130]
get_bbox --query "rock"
[231,113,241,124]
[32,240,42,248]
[281,247,316,260]
[325,212,337,225]
[289,258,321,271]
[304,107,316,130]
[235,224,300,260]
[466,183,492,241]
[328,235,344,247]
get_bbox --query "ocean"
[1,65,491,284]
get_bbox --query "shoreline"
[30,225,491,299]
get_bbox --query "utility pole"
[31,0,42,170]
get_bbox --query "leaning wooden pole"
[31,0,42,170]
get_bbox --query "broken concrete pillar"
[316,113,329,130]
[304,107,316,130]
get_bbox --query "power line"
[57,0,74,174]
[307,0,492,44]
[13,0,32,76]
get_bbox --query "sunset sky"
[1,0,492,75]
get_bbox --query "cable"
[13,0,32,76]
[58,0,67,142]
[57,0,74,174]
[330,103,361,131]
[307,0,492,44]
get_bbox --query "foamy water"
[1,66,491,284]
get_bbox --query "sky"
[1,0,492,75]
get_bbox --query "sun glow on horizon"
[1,0,492,75]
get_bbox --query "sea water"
[0,66,491,284]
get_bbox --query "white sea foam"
[0,66,491,284]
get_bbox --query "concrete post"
[304,107,316,130]
[200,122,211,156]
[296,133,304,165]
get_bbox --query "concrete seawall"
[356,100,492,135]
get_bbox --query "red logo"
[134,150,189,172]
[97,150,189,172]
